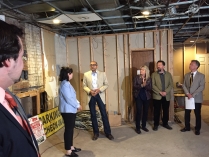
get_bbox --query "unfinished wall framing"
[66,29,174,121]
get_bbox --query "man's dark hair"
[0,20,24,68]
[59,67,73,81]
[157,60,165,66]
[191,60,200,69]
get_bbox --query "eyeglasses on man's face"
[90,64,97,66]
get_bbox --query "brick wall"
[25,24,43,87]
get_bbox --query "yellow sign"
[38,107,64,137]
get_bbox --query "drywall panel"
[104,35,118,112]
[55,34,67,67]
[42,29,57,109]
[173,46,184,87]
[117,34,126,118]
[145,32,154,48]
[66,38,80,102]
[91,36,104,71]
[129,33,144,49]
[161,30,168,70]
[79,37,91,109]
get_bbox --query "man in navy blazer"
[0,20,40,156]
[180,60,205,135]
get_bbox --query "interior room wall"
[66,29,174,120]
[41,29,67,109]
[173,44,184,93]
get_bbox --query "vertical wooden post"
[103,36,108,111]
[36,91,40,114]
[116,35,120,114]
[77,38,82,108]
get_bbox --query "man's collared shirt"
[191,71,197,78]
[0,87,23,126]
[92,71,98,89]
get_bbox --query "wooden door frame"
[129,48,155,121]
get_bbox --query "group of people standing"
[58,61,114,157]
[133,59,205,136]
[59,59,205,157]
[0,20,206,157]
[133,60,173,134]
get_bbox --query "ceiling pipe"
[51,21,209,30]
[174,0,207,36]
[130,0,199,10]
[83,0,114,33]
[0,1,74,36]
[127,0,136,30]
[157,0,171,29]
[184,23,209,42]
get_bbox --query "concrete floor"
[39,106,209,157]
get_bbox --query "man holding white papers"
[180,60,205,135]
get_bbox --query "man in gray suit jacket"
[83,61,114,141]
[180,60,205,135]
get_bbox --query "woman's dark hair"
[0,20,24,68]
[59,67,73,81]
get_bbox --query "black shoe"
[153,126,158,131]
[72,147,81,152]
[65,152,78,157]
[106,134,114,140]
[136,129,141,134]
[163,125,172,130]
[195,130,200,135]
[92,134,99,141]
[180,128,190,132]
[142,127,149,132]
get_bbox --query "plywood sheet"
[155,32,160,67]
[66,38,80,102]
[161,30,168,70]
[124,34,131,120]
[117,35,125,117]
[42,30,57,108]
[91,36,104,71]
[79,37,91,109]
[129,33,144,49]
[104,35,118,112]
[145,32,154,48]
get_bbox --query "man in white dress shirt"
[83,61,114,141]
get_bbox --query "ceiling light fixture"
[142,10,150,16]
[190,40,195,42]
[53,19,60,24]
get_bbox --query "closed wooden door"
[131,50,154,121]
[196,54,209,101]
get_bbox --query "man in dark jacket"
[0,20,40,157]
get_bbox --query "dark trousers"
[135,98,149,130]
[185,103,202,131]
[89,94,111,135]
[61,113,76,150]
[153,97,170,126]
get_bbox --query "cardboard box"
[108,113,122,127]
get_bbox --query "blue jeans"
[89,94,111,135]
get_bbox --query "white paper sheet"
[185,97,195,109]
